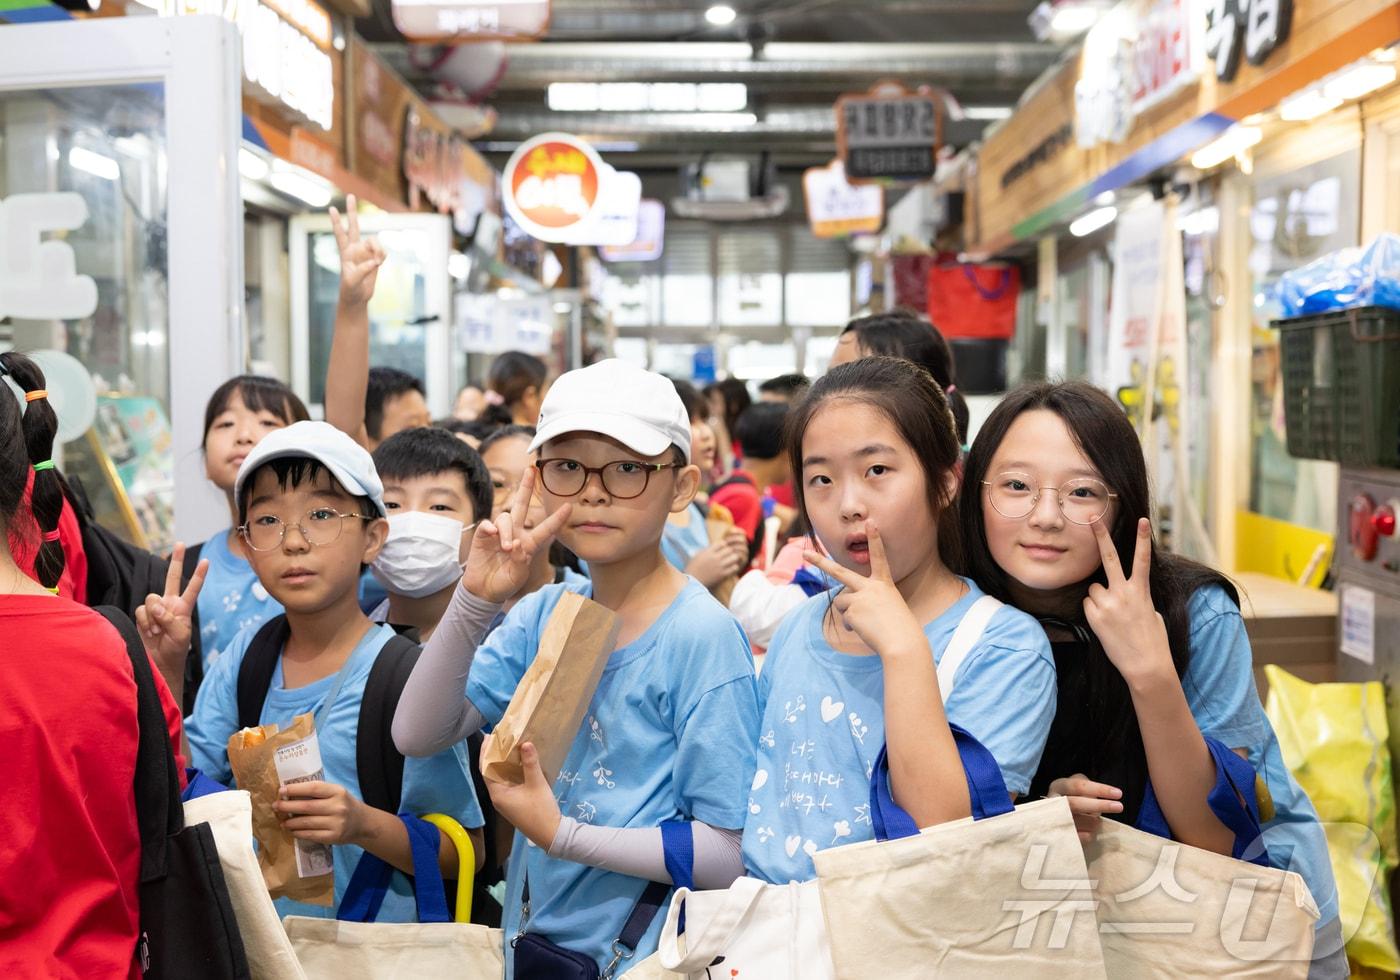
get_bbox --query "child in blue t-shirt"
[742,357,1057,884]
[394,360,760,977]
[190,376,310,692]
[185,421,483,922]
[958,379,1345,980]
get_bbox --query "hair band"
[24,389,48,403]
[32,460,55,472]
[42,529,62,543]
[484,390,506,406]
[945,384,957,395]
[45,585,60,594]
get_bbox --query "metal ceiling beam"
[496,41,1058,84]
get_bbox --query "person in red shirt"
[710,402,794,557]
[0,351,143,978]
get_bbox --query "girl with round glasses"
[959,380,1344,979]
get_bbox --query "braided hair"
[0,352,65,589]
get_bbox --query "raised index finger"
[164,541,186,598]
[1090,515,1125,585]
[328,206,348,252]
[865,520,893,582]
[1129,517,1153,585]
[510,465,537,530]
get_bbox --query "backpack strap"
[935,594,1003,702]
[236,615,290,730]
[95,606,183,882]
[180,542,206,715]
[356,634,422,816]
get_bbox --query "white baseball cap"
[528,359,692,462]
[234,420,387,516]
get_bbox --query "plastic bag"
[1264,665,1400,973]
[1278,233,1400,315]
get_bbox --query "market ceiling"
[359,0,1062,172]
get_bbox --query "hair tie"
[42,528,62,543]
[945,384,957,395]
[484,390,505,406]
[32,460,55,472]
[24,389,48,402]
[45,585,60,594]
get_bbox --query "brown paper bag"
[707,503,742,606]
[227,712,335,906]
[481,591,621,785]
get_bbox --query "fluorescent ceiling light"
[1093,190,1115,206]
[1279,88,1343,121]
[705,4,737,26]
[548,82,747,113]
[1190,125,1262,169]
[963,106,1013,121]
[1050,2,1102,36]
[68,146,119,181]
[1069,205,1117,237]
[1323,61,1398,101]
[239,147,270,182]
[269,165,333,208]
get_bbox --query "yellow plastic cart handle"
[422,812,476,924]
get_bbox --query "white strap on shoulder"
[936,595,1004,703]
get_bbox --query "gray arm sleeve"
[391,585,500,757]
[547,818,745,890]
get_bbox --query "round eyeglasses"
[982,472,1117,526]
[238,507,374,552]
[534,458,683,500]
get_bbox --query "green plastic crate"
[1275,306,1400,468]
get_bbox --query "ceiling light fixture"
[1069,205,1117,237]
[239,147,270,182]
[268,164,333,208]
[68,146,119,181]
[1323,61,1398,101]
[705,4,737,26]
[1279,88,1343,122]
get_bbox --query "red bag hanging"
[927,262,1021,340]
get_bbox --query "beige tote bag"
[183,789,308,980]
[1087,817,1319,978]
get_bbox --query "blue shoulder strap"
[870,723,1015,842]
[1134,737,1272,868]
[338,814,451,923]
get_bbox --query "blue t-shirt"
[1180,585,1340,929]
[195,531,282,671]
[467,579,760,977]
[743,578,1057,884]
[661,505,711,573]
[186,622,484,922]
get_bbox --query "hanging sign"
[558,166,642,247]
[391,0,549,42]
[803,159,884,238]
[1204,0,1292,82]
[835,81,942,183]
[0,193,98,320]
[600,199,666,263]
[502,133,605,243]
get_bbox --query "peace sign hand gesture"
[329,195,385,309]
[803,520,929,663]
[136,541,209,683]
[462,468,573,604]
[1083,517,1173,686]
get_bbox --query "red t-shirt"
[711,470,763,543]
[0,595,141,979]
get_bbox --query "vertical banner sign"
[392,0,550,42]
[803,160,884,238]
[835,81,942,183]
[503,133,604,243]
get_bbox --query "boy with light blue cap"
[185,420,484,922]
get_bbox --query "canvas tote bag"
[284,813,504,978]
[654,597,1008,980]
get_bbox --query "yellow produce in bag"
[1264,664,1399,973]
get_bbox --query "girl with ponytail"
[0,351,144,976]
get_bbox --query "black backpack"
[66,475,169,622]
[235,615,421,815]
[179,541,206,716]
[95,606,249,979]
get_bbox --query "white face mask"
[371,511,468,599]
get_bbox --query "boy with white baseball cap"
[185,421,484,922]
[395,360,760,976]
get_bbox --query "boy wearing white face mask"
[368,428,493,641]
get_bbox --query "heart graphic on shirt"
[802,840,818,858]
[820,697,844,723]
[833,820,851,840]
[785,835,801,857]
[751,769,769,791]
